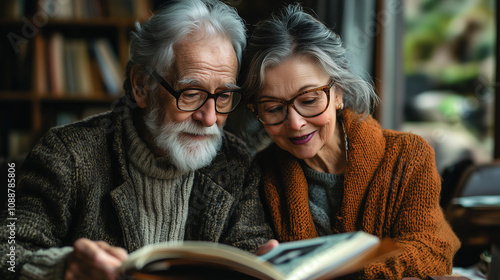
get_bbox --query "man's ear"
[130,65,147,109]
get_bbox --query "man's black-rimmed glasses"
[151,70,242,114]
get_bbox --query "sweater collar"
[339,109,385,232]
[122,107,188,180]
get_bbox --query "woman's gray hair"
[124,0,246,96]
[243,3,378,115]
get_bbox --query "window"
[402,0,496,172]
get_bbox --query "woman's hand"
[65,238,128,280]
[256,239,279,256]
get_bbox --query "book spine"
[74,40,94,96]
[92,39,123,96]
[34,35,47,96]
[48,32,65,97]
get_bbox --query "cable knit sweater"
[256,109,460,280]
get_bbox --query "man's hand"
[65,238,128,280]
[256,239,279,256]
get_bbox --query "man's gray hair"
[243,3,378,115]
[124,0,246,95]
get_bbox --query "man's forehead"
[173,34,236,64]
[169,34,238,87]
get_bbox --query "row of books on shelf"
[38,32,124,98]
[1,0,150,20]
[0,34,125,97]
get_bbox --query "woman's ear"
[334,86,344,109]
[130,65,147,109]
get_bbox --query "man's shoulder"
[196,130,256,182]
[48,110,118,139]
[34,110,123,158]
[220,130,254,161]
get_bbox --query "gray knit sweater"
[0,101,273,280]
[123,113,195,244]
[301,162,344,236]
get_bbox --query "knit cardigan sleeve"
[0,129,77,280]
[1,111,129,280]
[357,132,461,279]
[19,247,73,280]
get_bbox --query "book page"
[258,231,380,280]
[119,242,284,280]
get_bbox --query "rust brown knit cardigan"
[256,109,460,279]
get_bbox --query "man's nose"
[192,98,217,127]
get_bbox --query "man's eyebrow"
[176,79,240,90]
[176,78,201,87]
[224,83,241,90]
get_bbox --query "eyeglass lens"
[178,89,242,113]
[257,89,329,125]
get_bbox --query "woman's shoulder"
[383,129,429,143]
[382,129,435,157]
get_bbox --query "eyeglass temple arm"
[146,67,181,98]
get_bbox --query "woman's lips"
[289,131,315,145]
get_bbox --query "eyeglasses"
[248,81,333,126]
[150,70,243,114]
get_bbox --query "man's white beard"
[144,106,223,172]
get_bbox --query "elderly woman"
[243,4,460,279]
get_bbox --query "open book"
[118,231,398,280]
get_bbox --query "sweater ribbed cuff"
[20,247,73,280]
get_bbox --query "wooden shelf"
[39,95,118,103]
[42,18,142,27]
[0,92,34,100]
[0,18,24,24]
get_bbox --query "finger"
[74,239,122,268]
[96,241,128,262]
[68,239,123,280]
[256,239,280,256]
[66,260,118,280]
[73,238,96,259]
[64,260,77,280]
[66,252,96,280]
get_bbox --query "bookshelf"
[0,0,152,160]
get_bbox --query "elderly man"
[0,0,272,279]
